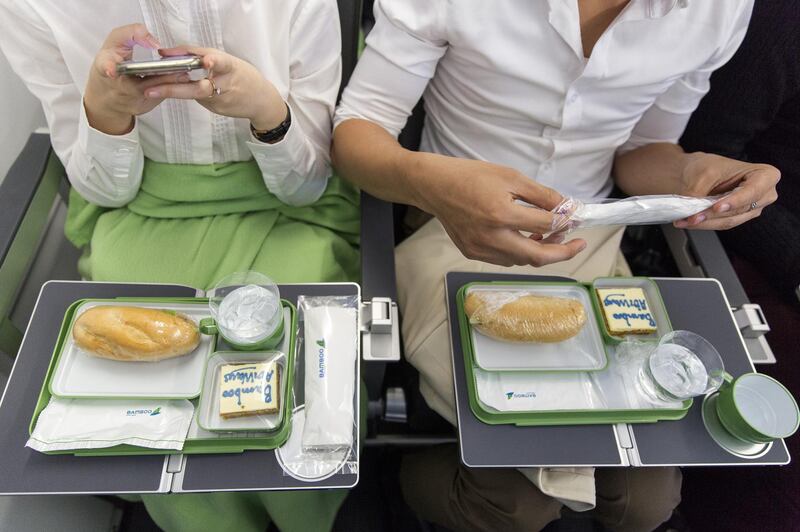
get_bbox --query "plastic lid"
[208,271,282,345]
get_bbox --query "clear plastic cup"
[638,330,725,402]
[205,271,283,350]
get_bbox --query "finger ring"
[207,78,221,98]
[750,201,758,211]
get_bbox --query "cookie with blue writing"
[596,287,657,336]
[219,361,280,419]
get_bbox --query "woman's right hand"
[84,24,186,135]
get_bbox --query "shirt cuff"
[246,103,307,189]
[78,100,140,168]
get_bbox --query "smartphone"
[116,55,203,77]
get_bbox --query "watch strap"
[251,105,291,144]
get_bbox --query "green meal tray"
[29,297,298,456]
[457,280,692,426]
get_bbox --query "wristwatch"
[250,105,291,144]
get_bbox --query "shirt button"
[568,92,579,104]
[118,147,132,154]
[541,162,552,172]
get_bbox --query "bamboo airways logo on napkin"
[316,339,326,379]
[126,407,162,417]
[506,391,537,400]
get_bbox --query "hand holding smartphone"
[116,54,203,77]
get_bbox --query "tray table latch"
[361,297,401,362]
[732,303,770,339]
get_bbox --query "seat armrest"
[661,224,775,363]
[0,133,53,267]
[360,191,397,301]
[660,225,748,305]
[359,191,401,422]
[0,133,63,356]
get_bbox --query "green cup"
[716,372,799,444]
[199,315,284,351]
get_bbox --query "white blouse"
[0,0,341,207]
[334,0,753,201]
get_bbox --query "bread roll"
[464,291,586,343]
[72,306,201,362]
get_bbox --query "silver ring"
[749,201,758,211]
[207,77,221,98]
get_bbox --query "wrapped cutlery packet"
[279,295,359,480]
[548,194,718,236]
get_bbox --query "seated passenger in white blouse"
[333,1,779,531]
[0,2,357,532]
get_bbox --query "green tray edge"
[29,297,298,456]
[455,281,692,427]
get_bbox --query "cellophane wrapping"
[549,194,717,236]
[464,290,587,343]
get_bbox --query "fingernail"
[178,73,190,82]
[719,203,731,213]
[675,220,688,228]
[577,241,587,252]
[696,214,706,223]
[146,89,160,98]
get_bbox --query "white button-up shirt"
[0,0,341,207]
[334,0,753,200]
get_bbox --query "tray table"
[0,281,360,494]
[448,272,791,468]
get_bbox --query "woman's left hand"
[674,152,780,230]
[146,46,288,131]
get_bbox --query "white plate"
[196,348,287,433]
[50,301,214,399]
[275,406,350,482]
[468,284,607,371]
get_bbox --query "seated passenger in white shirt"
[0,2,357,532]
[332,1,778,530]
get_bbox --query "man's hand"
[409,153,587,267]
[84,24,190,135]
[675,152,780,230]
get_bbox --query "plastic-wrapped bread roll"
[72,306,200,362]
[465,291,586,343]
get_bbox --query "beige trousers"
[400,444,682,532]
[396,218,629,426]
[395,219,681,517]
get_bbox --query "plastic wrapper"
[196,351,286,432]
[475,337,683,413]
[72,305,200,362]
[549,194,717,236]
[277,295,359,481]
[464,290,587,343]
[28,398,194,452]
